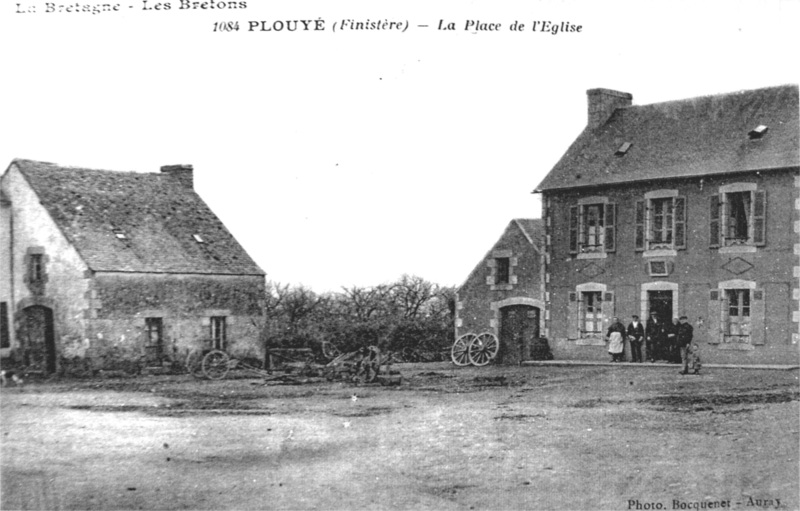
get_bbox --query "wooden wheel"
[401,346,419,363]
[185,349,205,378]
[451,333,476,366]
[321,341,341,361]
[201,350,230,380]
[468,332,499,367]
[361,346,381,383]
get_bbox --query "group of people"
[605,312,701,375]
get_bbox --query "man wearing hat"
[645,310,665,362]
[677,316,696,375]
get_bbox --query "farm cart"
[450,332,500,367]
[323,345,402,386]
[185,342,402,385]
[185,341,341,380]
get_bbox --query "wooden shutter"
[567,292,579,339]
[751,288,765,345]
[602,291,615,325]
[709,195,720,248]
[604,203,616,252]
[569,206,579,254]
[674,196,686,250]
[707,289,721,344]
[753,190,766,246]
[635,200,645,251]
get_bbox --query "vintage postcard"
[1,1,798,509]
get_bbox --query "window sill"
[577,251,607,260]
[643,249,677,258]
[718,342,754,351]
[575,337,606,346]
[490,284,514,291]
[719,245,757,254]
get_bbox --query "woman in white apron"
[606,317,626,362]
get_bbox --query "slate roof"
[535,84,799,192]
[458,218,543,291]
[11,159,265,275]
[513,218,544,249]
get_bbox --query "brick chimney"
[160,164,194,189]
[587,88,632,129]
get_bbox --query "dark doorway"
[21,305,56,373]
[145,317,164,365]
[648,291,673,323]
[500,305,540,363]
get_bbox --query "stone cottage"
[455,219,546,364]
[534,85,799,364]
[0,159,266,374]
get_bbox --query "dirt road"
[1,364,798,510]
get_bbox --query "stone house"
[534,84,799,365]
[455,219,546,364]
[0,159,266,374]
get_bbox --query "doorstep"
[520,360,800,371]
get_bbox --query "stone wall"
[456,221,544,364]
[543,168,800,364]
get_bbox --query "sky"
[1,0,798,292]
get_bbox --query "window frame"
[570,197,616,258]
[713,183,766,252]
[723,288,751,343]
[210,316,227,351]
[494,257,510,285]
[579,291,604,336]
[29,254,44,282]
[637,190,686,254]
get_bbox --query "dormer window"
[748,125,768,139]
[614,142,632,156]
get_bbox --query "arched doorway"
[499,304,540,363]
[20,305,56,373]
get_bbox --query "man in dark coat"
[626,315,645,363]
[645,311,665,362]
[665,317,681,363]
[677,316,695,374]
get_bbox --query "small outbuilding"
[0,159,266,375]
[455,219,547,364]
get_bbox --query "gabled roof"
[10,159,265,276]
[535,84,799,192]
[513,218,544,248]
[458,218,543,291]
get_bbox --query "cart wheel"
[401,346,419,363]
[185,349,205,378]
[451,333,476,366]
[202,350,230,380]
[468,332,500,367]
[321,341,341,361]
[363,346,381,383]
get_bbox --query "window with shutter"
[707,290,721,344]
[674,196,686,249]
[641,192,685,252]
[716,185,764,250]
[709,195,720,248]
[581,291,603,336]
[604,203,616,252]
[569,206,579,254]
[753,190,766,246]
[567,292,579,340]
[635,201,645,251]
